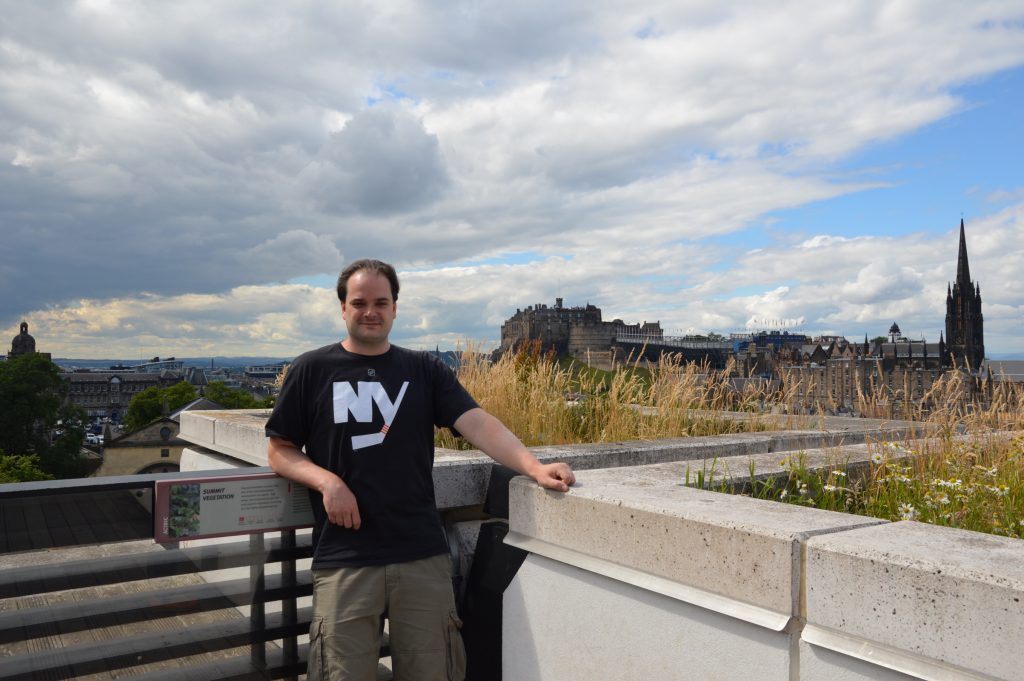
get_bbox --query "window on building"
[161,449,170,458]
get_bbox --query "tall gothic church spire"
[956,218,971,284]
[944,219,985,369]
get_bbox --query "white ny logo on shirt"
[332,381,409,450]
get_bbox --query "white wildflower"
[871,452,884,465]
[989,485,1009,498]
[898,503,918,521]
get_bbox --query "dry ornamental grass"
[437,343,1023,538]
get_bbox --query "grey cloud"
[301,109,450,215]
[240,230,343,280]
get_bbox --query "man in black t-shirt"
[266,259,575,681]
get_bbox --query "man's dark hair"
[336,259,400,302]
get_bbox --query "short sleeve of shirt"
[427,353,479,428]
[264,354,310,448]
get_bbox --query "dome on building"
[888,322,901,336]
[10,321,36,357]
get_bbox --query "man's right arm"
[267,437,362,529]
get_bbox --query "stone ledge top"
[509,469,883,615]
[806,520,1024,588]
[804,521,1024,680]
[513,464,885,546]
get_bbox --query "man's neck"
[341,338,391,356]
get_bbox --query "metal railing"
[0,469,314,681]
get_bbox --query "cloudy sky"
[2,1,1023,359]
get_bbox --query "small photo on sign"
[167,483,201,538]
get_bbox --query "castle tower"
[944,219,984,369]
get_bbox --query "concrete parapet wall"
[507,472,882,616]
[804,522,1024,680]
[504,466,1024,681]
[179,409,271,466]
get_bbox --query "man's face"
[341,270,397,353]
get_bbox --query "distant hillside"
[53,356,293,371]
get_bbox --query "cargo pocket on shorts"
[307,615,327,681]
[445,610,467,681]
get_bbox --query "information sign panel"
[154,473,314,543]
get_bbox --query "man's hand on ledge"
[529,461,576,493]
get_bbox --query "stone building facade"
[499,298,663,363]
[63,371,180,421]
[782,358,953,414]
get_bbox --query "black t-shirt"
[265,343,478,568]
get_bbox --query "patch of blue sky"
[710,283,794,300]
[617,272,689,294]
[703,226,775,253]
[756,141,799,158]
[662,228,774,277]
[286,274,335,288]
[456,250,561,267]
[366,81,420,107]
[403,251,556,272]
[768,65,1024,240]
[626,270,684,286]
[699,259,735,274]
[635,18,657,39]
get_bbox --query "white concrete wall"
[505,554,791,680]
[504,468,1024,681]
